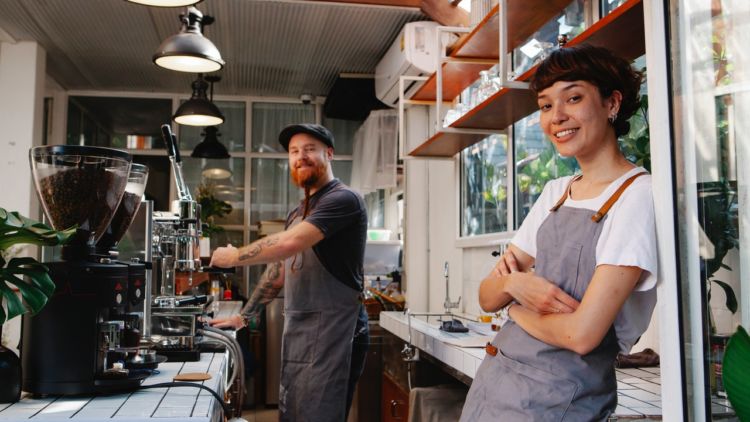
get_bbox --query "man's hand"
[506,272,580,314]
[208,314,252,330]
[210,244,239,268]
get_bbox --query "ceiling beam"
[420,0,469,26]
[312,0,422,8]
[310,0,470,26]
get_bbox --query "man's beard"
[291,159,327,189]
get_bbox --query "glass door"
[668,0,749,419]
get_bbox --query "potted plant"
[0,207,75,402]
[195,183,232,255]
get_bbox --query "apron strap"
[550,174,583,212]
[591,171,649,222]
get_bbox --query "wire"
[138,381,231,415]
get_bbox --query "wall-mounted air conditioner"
[375,21,450,108]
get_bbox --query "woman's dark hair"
[530,44,643,137]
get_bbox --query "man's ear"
[326,147,334,161]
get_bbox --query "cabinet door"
[382,373,409,421]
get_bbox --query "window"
[66,96,171,149]
[514,112,578,227]
[668,1,747,418]
[179,101,246,152]
[460,134,509,236]
[251,102,314,153]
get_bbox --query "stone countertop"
[379,311,721,420]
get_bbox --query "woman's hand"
[209,244,239,268]
[506,272,580,314]
[489,246,579,314]
[208,314,245,330]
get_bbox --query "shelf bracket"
[399,75,430,159]
[498,0,531,90]
[435,26,472,135]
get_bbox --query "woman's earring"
[608,112,618,124]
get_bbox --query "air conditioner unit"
[375,21,448,108]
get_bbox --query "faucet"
[443,261,461,314]
[401,309,420,363]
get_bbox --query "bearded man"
[209,124,369,422]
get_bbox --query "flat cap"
[278,123,335,151]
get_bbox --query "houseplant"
[196,183,232,239]
[0,207,75,402]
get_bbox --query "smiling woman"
[460,44,657,422]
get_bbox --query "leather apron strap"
[550,171,649,222]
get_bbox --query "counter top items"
[380,311,698,420]
[0,352,226,421]
[616,348,660,368]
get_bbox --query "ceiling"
[0,0,428,99]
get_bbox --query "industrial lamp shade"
[127,0,203,7]
[201,159,232,179]
[153,7,224,73]
[191,126,230,159]
[174,75,225,126]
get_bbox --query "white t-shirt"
[511,166,658,353]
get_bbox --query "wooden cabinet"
[407,0,646,157]
[382,373,410,422]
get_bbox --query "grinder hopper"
[96,163,149,254]
[29,145,131,257]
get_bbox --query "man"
[209,123,369,422]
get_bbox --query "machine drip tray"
[154,345,201,362]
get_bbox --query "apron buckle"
[485,342,498,357]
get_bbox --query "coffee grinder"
[94,163,156,369]
[22,145,149,395]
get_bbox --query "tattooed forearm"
[237,234,281,263]
[240,261,284,317]
[238,244,261,261]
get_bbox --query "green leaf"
[0,207,72,324]
[723,326,750,421]
[712,279,738,314]
[0,281,25,322]
[6,258,55,297]
[5,274,47,314]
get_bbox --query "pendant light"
[201,159,232,179]
[126,0,203,7]
[153,6,224,73]
[174,74,224,126]
[191,126,230,159]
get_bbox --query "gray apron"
[460,172,646,422]
[279,214,361,422]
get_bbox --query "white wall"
[0,40,46,353]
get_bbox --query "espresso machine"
[148,125,208,361]
[22,145,150,395]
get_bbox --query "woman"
[459,45,657,421]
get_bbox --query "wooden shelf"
[412,0,571,102]
[408,0,645,157]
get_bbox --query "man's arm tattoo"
[237,235,281,262]
[241,261,283,317]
